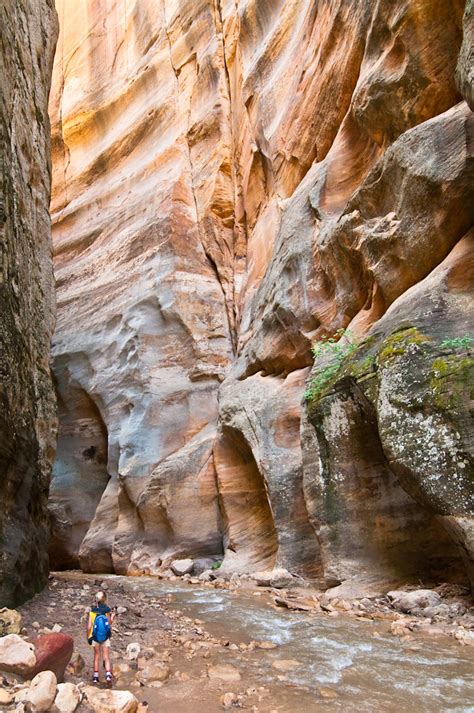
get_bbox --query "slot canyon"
[46,0,474,590]
[0,0,473,709]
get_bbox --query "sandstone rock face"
[49,1,473,589]
[0,1,58,606]
[457,0,474,109]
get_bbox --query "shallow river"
[119,577,474,712]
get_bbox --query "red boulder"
[29,633,74,682]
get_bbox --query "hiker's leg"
[93,646,100,680]
[103,645,111,672]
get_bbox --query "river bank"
[4,572,474,712]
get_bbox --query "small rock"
[454,628,474,646]
[114,662,132,675]
[67,652,85,675]
[252,568,294,589]
[0,689,13,705]
[0,608,22,636]
[54,682,81,713]
[208,664,242,683]
[0,634,36,675]
[271,660,302,672]
[52,624,63,633]
[423,626,445,637]
[84,686,138,712]
[126,643,141,661]
[255,641,278,650]
[319,687,339,699]
[390,621,411,637]
[117,607,128,615]
[136,663,170,685]
[274,596,316,612]
[14,686,30,704]
[25,670,57,712]
[387,589,441,613]
[170,559,195,576]
[220,692,241,708]
[32,622,40,629]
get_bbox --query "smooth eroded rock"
[136,662,170,685]
[54,682,81,713]
[24,670,57,713]
[30,633,74,682]
[84,687,138,713]
[387,590,442,613]
[0,689,12,705]
[170,559,195,577]
[0,635,36,675]
[47,0,472,591]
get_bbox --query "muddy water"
[121,578,473,713]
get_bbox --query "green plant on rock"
[377,327,430,363]
[439,335,473,351]
[304,329,359,402]
[211,560,222,570]
[430,354,474,410]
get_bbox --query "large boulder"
[54,682,82,713]
[30,633,74,682]
[387,589,442,613]
[0,634,36,675]
[83,687,138,713]
[170,559,194,576]
[24,670,57,712]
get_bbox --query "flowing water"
[119,577,474,712]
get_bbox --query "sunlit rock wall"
[49,0,473,588]
[0,0,58,606]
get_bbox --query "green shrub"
[304,330,358,401]
[439,335,473,351]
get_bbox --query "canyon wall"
[49,0,473,590]
[0,0,58,606]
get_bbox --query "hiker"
[86,590,116,684]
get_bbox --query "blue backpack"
[92,613,111,643]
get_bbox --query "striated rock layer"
[49,0,473,589]
[0,0,58,606]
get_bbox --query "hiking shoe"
[105,671,113,684]
[92,672,100,684]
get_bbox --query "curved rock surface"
[0,0,58,606]
[49,0,473,589]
